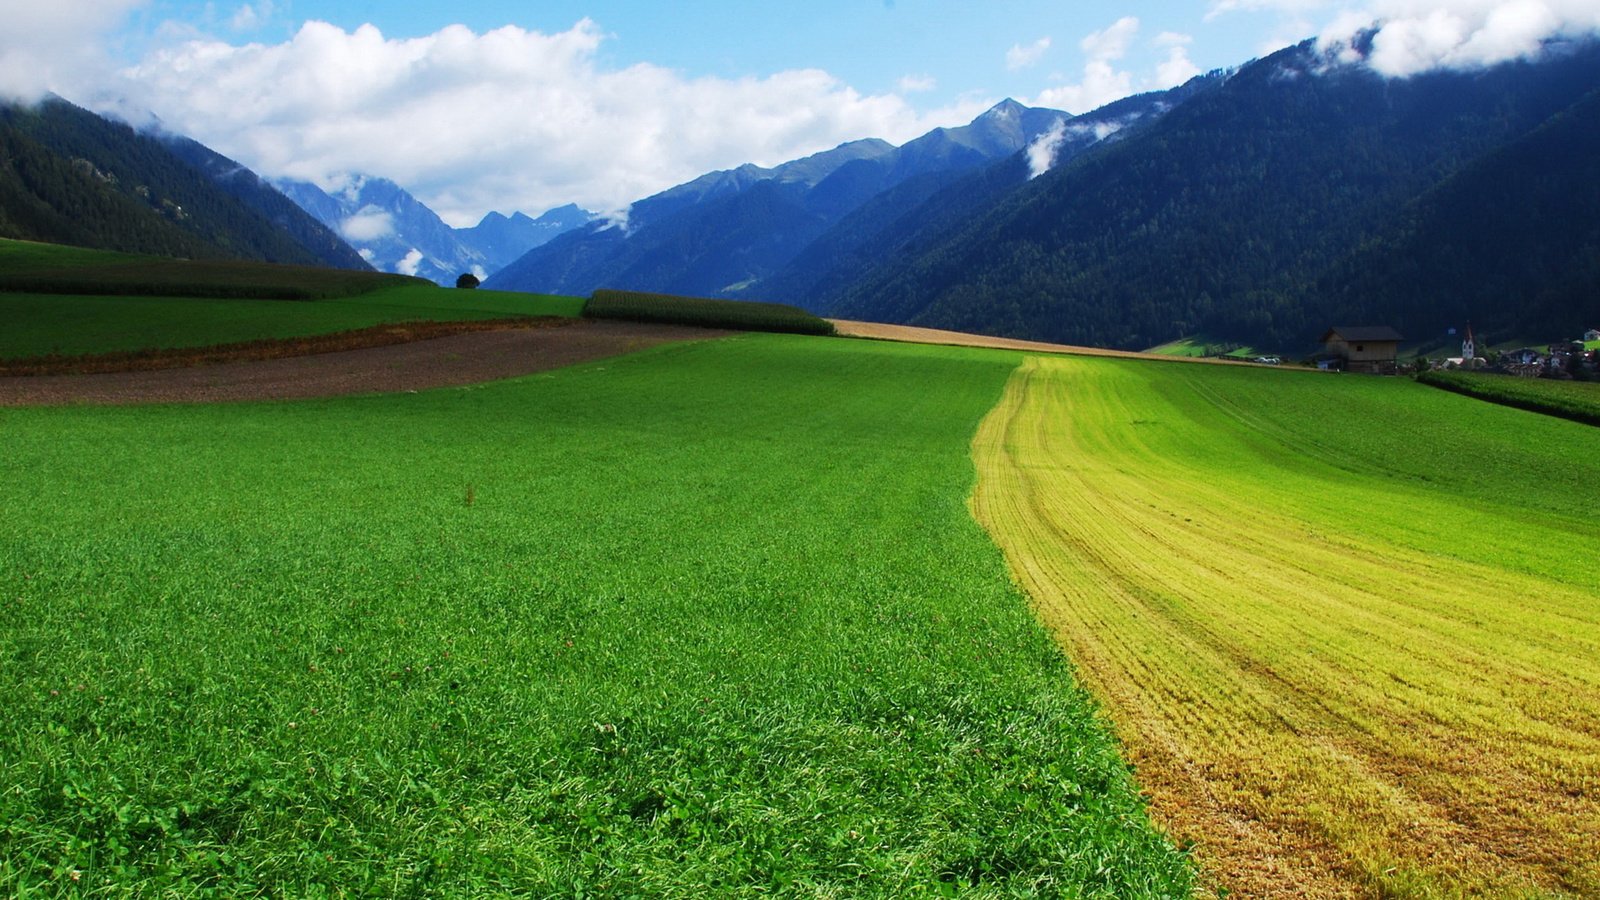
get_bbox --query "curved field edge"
[0,335,1193,896]
[0,285,585,361]
[970,355,1600,898]
[1417,368,1600,427]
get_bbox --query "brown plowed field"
[0,319,725,406]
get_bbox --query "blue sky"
[4,0,1596,224]
[123,0,1286,106]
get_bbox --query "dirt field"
[0,320,726,406]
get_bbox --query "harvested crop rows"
[971,356,1600,898]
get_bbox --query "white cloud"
[0,0,147,102]
[1029,18,1141,114]
[1310,0,1600,76]
[395,248,424,277]
[897,74,937,92]
[1155,33,1204,86]
[1025,117,1068,178]
[107,19,974,225]
[1007,36,1053,71]
[230,2,275,32]
[339,207,395,241]
[1082,17,1141,59]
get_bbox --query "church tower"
[1462,322,1476,363]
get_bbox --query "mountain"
[158,134,373,271]
[757,79,1226,311]
[455,204,596,272]
[824,39,1600,351]
[271,175,482,285]
[273,176,592,285]
[484,100,1095,298]
[0,96,370,268]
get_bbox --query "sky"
[2,0,1598,226]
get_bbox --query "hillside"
[0,97,370,269]
[823,39,1600,351]
[272,176,593,285]
[484,100,1085,299]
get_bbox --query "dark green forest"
[0,97,367,270]
[823,40,1600,351]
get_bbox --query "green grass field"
[972,356,1600,897]
[0,286,585,360]
[1419,367,1600,425]
[1143,336,1257,360]
[0,335,1194,896]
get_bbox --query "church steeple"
[1462,321,1476,362]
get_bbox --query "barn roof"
[1322,326,1404,343]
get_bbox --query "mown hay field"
[0,335,1193,896]
[972,355,1600,898]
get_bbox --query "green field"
[1143,336,1257,360]
[972,356,1600,897]
[0,238,419,300]
[0,286,585,361]
[0,335,1194,896]
[1419,367,1600,425]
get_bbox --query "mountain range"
[488,38,1600,352]
[5,35,1599,352]
[482,93,1196,299]
[271,176,594,285]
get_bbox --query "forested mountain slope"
[0,97,368,269]
[825,39,1600,350]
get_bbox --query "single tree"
[456,272,480,289]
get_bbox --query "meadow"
[1417,367,1600,426]
[971,356,1600,897]
[0,238,585,362]
[0,335,1194,896]
[0,286,585,362]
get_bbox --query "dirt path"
[0,319,725,406]
[829,319,1272,366]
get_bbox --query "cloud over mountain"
[108,18,986,225]
[1320,0,1600,75]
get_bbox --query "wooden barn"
[1320,326,1403,374]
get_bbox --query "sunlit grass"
[972,355,1600,898]
[0,335,1193,896]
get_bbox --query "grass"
[0,237,420,300]
[585,289,835,335]
[1144,336,1256,359]
[0,335,1193,896]
[1418,368,1600,426]
[971,355,1600,898]
[0,285,585,361]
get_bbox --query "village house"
[1319,326,1403,374]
